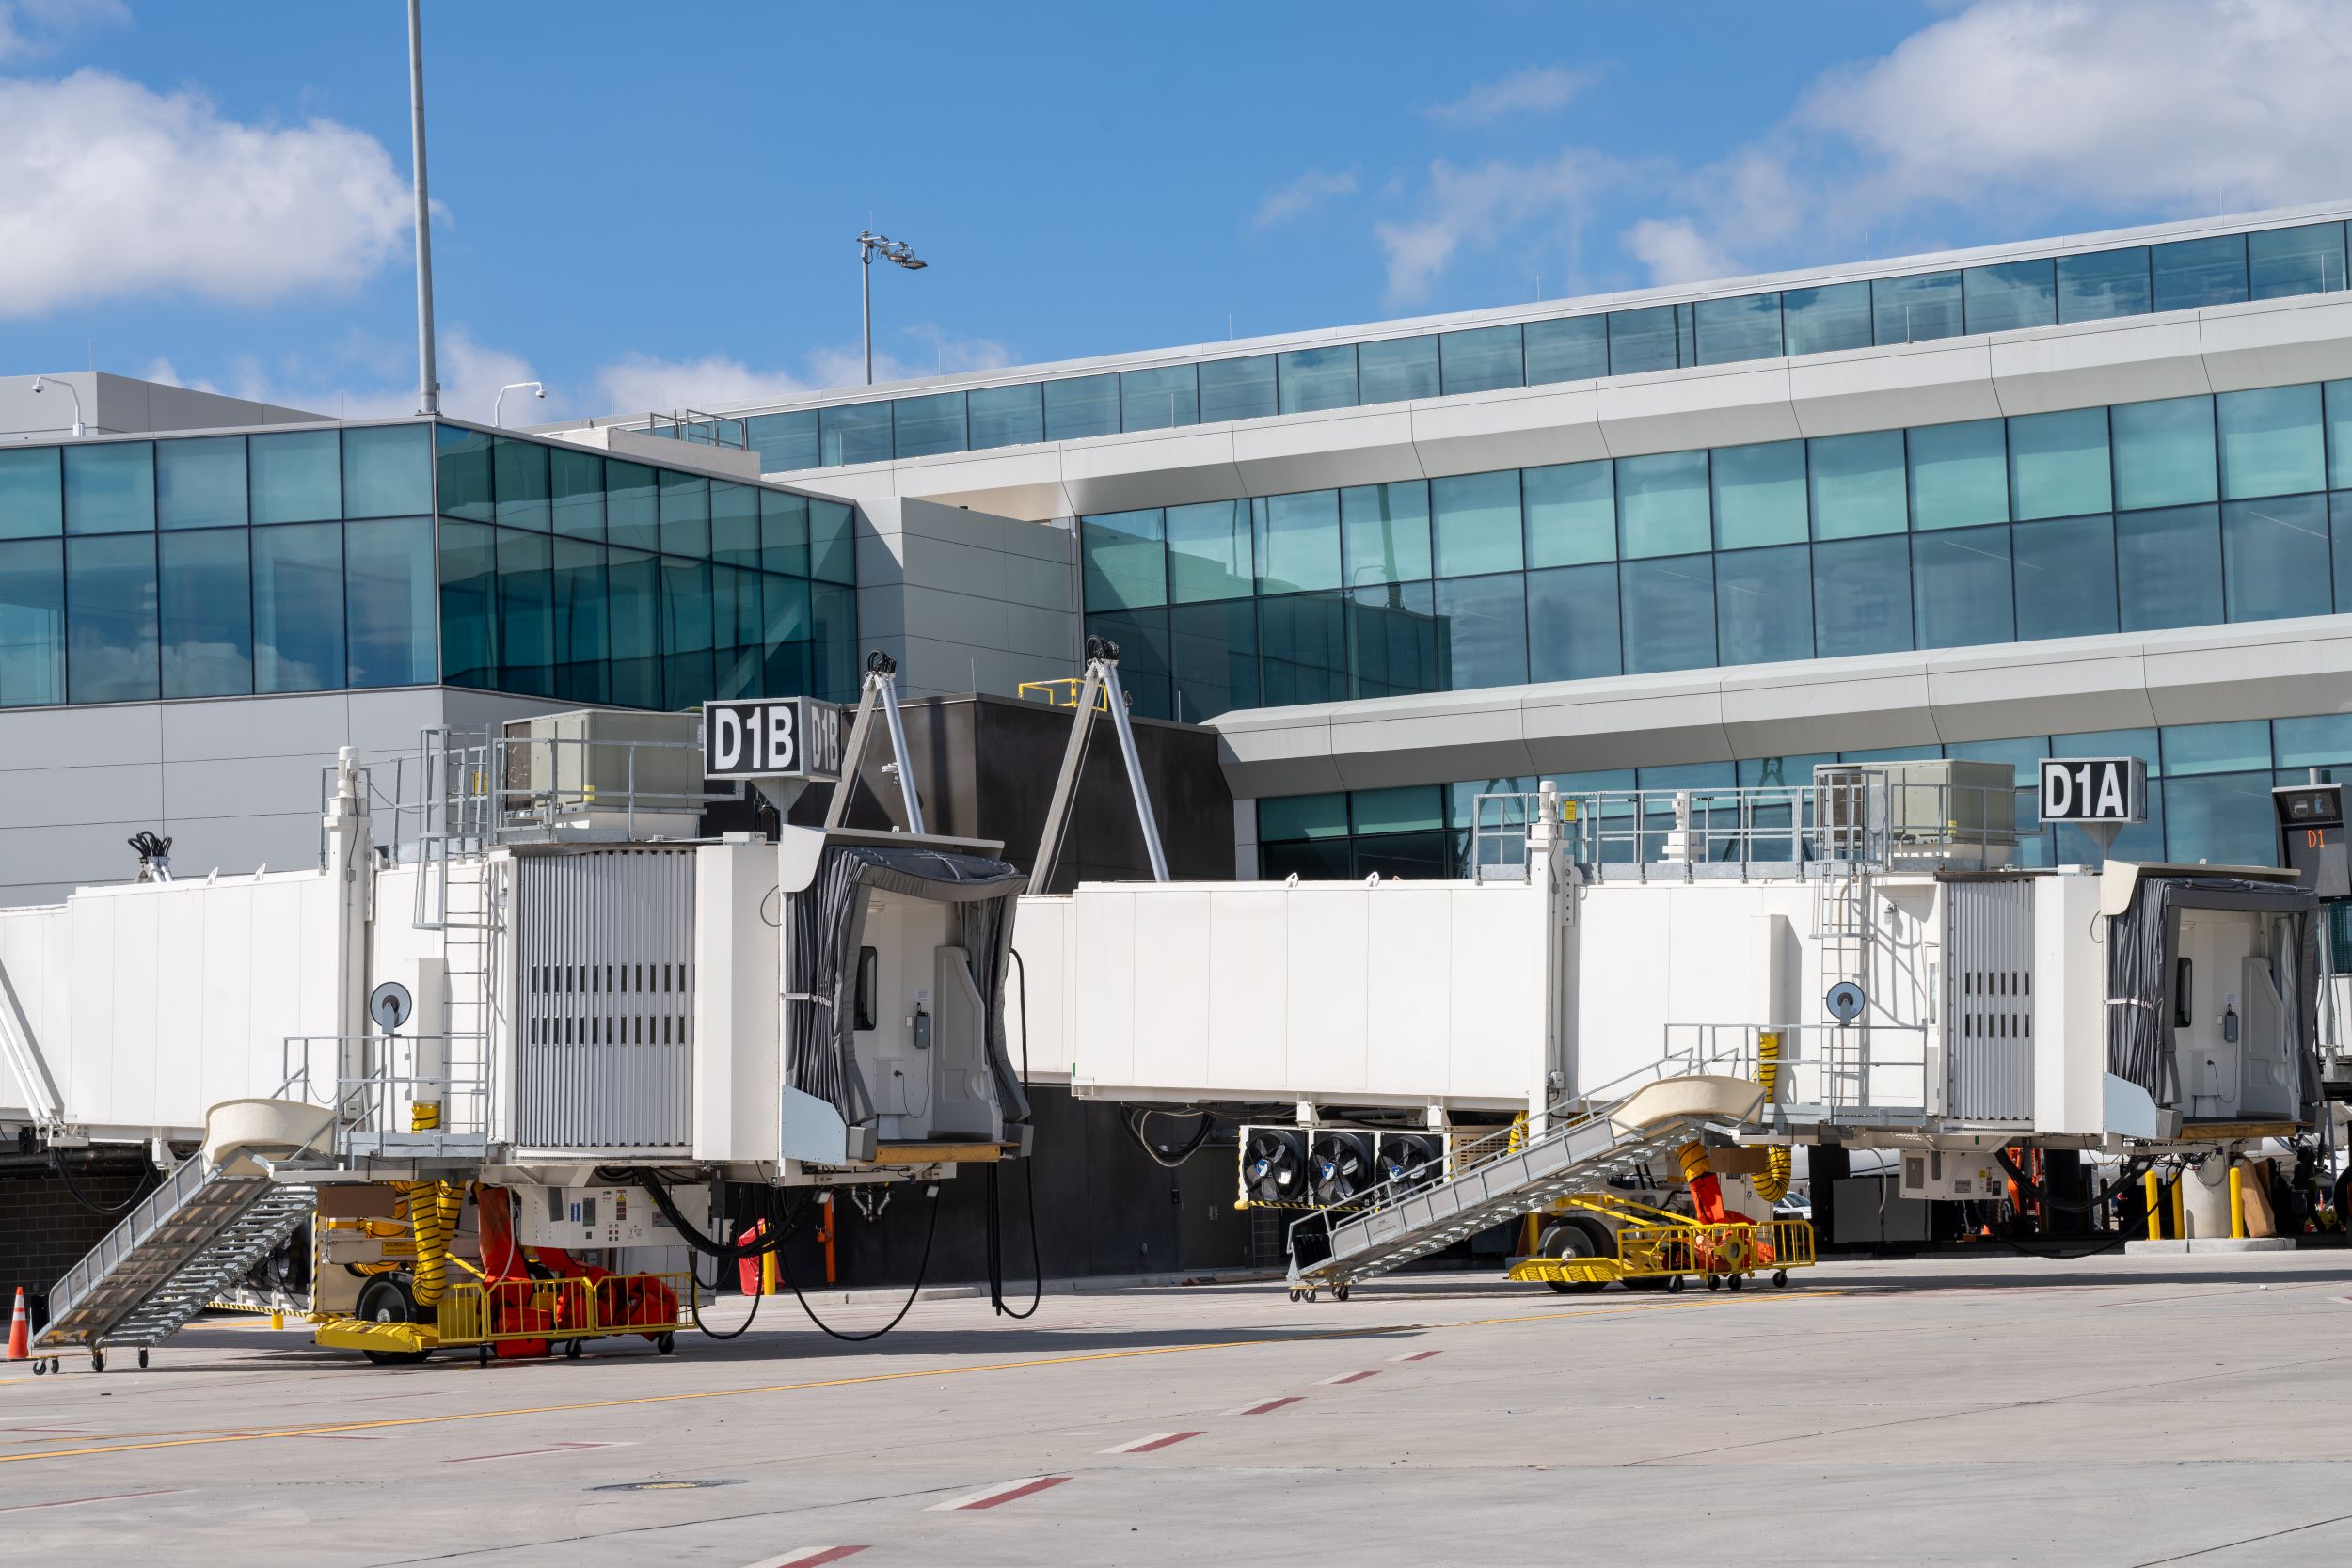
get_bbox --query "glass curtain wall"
[1082,380,2352,720]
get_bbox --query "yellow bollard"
[2229,1162,2248,1240]
[2170,1177,2185,1241]
[2144,1170,2162,1242]
[270,1311,283,1331]
[760,1246,779,1297]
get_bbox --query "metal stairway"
[1286,1088,1729,1294]
[38,1152,317,1361]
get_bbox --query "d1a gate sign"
[702,697,844,782]
[2037,755,2147,823]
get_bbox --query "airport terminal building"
[12,201,2352,899]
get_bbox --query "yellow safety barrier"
[1505,1192,1817,1292]
[315,1271,692,1366]
[2144,1169,2164,1241]
[1018,678,1109,711]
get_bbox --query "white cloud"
[600,329,1017,413]
[1255,167,1359,229]
[0,69,412,317]
[1427,64,1600,129]
[1631,0,2352,279]
[1373,151,1624,302]
[0,0,127,62]
[1623,217,1740,286]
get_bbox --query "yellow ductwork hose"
[1750,1032,1792,1204]
[404,1101,458,1307]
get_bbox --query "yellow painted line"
[0,1287,1838,1468]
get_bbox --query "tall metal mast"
[408,0,439,416]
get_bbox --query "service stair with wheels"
[37,1153,317,1369]
[1286,1062,1768,1297]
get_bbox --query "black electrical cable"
[771,1181,942,1342]
[687,1185,765,1342]
[52,1148,157,1217]
[634,1174,787,1262]
[1123,1106,1216,1169]
[990,949,1043,1319]
[1993,1147,2153,1213]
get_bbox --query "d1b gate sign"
[703,697,844,782]
[2038,755,2147,823]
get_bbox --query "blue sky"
[5,0,2350,420]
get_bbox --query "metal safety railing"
[278,1033,491,1161]
[433,1270,691,1348]
[1662,1022,1933,1122]
[636,410,751,451]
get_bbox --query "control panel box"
[1899,1150,2005,1201]
[513,1184,712,1250]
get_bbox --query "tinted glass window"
[745,410,819,471]
[2112,395,2217,510]
[1433,573,1528,689]
[1694,293,1783,364]
[1199,356,1278,423]
[660,555,713,708]
[1963,260,2057,334]
[1168,499,1255,602]
[2221,493,2331,622]
[63,442,154,534]
[603,546,659,707]
[1607,306,1680,373]
[809,499,856,585]
[818,402,893,466]
[1715,543,1812,665]
[156,436,246,530]
[605,460,660,552]
[2008,407,2112,520]
[1358,337,1439,404]
[1525,562,1621,682]
[709,481,759,567]
[1808,431,1907,539]
[2057,247,2152,321]
[342,424,432,518]
[1872,272,1962,343]
[1616,450,1710,558]
[1711,440,1806,548]
[2249,222,2345,300]
[492,436,550,531]
[1913,523,2014,649]
[1340,480,1432,587]
[1081,508,1166,610]
[1255,491,1343,594]
[1812,535,1913,657]
[1120,366,1198,432]
[345,516,437,688]
[1524,316,1608,384]
[1523,460,1615,566]
[249,430,340,524]
[1256,592,1346,705]
[65,533,157,702]
[550,448,603,541]
[2216,383,2325,499]
[251,523,342,693]
[436,424,493,522]
[1278,346,1359,414]
[1044,375,1120,441]
[1780,282,1872,355]
[2116,503,2222,630]
[2153,234,2249,310]
[0,448,63,540]
[2162,772,2273,865]
[2011,514,2118,641]
[1439,325,1524,396]
[2335,493,2352,613]
[657,469,708,559]
[1350,580,1442,699]
[1907,419,2009,530]
[969,384,1044,449]
[2327,381,2352,490]
[893,391,967,457]
[158,528,250,698]
[1433,470,1522,578]
[0,539,65,705]
[1619,554,1715,673]
[1169,598,1258,721]
[759,489,808,578]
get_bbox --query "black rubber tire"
[1728,1272,1744,1292]
[90,1348,103,1372]
[565,1337,582,1360]
[1537,1221,1612,1296]
[477,1344,491,1367]
[1665,1274,1685,1294]
[656,1332,676,1355]
[31,1358,46,1376]
[136,1348,149,1368]
[1705,1275,1723,1291]
[357,1276,432,1367]
[1773,1270,1789,1289]
[1333,1284,1350,1302]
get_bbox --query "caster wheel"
[1773,1270,1788,1290]
[1728,1273,1744,1292]
[1333,1285,1350,1302]
[477,1345,491,1368]
[1305,1289,1318,1304]
[1665,1275,1685,1294]
[137,1348,149,1369]
[564,1338,582,1360]
[90,1349,105,1373]
[1705,1275,1722,1292]
[1287,1287,1301,1303]
[656,1333,676,1355]
[31,1359,46,1376]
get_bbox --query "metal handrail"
[279,1033,491,1159]
[1662,1022,1934,1120]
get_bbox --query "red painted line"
[750,1549,869,1568]
[930,1475,1072,1511]
[1233,1396,1303,1415]
[1101,1430,1203,1455]
[1318,1370,1379,1386]
[444,1440,616,1465]
[1391,1349,1441,1363]
[0,1488,183,1514]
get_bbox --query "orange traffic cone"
[6,1287,27,1361]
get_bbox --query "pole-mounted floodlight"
[494,381,546,427]
[30,376,86,438]
[857,230,929,387]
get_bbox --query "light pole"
[857,230,927,385]
[494,381,545,427]
[30,377,86,438]
[408,0,439,416]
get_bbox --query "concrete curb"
[2122,1237,2297,1255]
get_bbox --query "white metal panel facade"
[1945,879,2036,1124]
